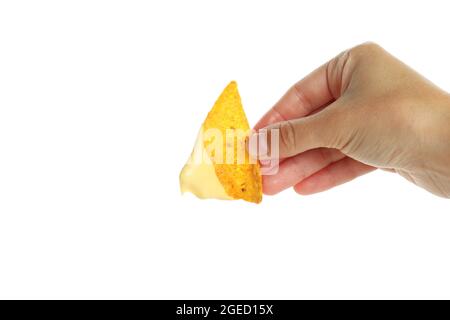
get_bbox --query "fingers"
[253,104,344,159]
[294,157,376,195]
[251,51,355,159]
[254,63,335,130]
[263,148,345,195]
[254,49,353,131]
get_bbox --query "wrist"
[409,92,450,170]
[444,95,450,161]
[425,93,450,173]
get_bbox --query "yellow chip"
[202,81,262,203]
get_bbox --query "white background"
[0,0,449,299]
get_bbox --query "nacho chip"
[202,81,262,203]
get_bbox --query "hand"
[251,42,450,198]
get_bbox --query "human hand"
[251,42,450,198]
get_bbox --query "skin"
[251,42,450,198]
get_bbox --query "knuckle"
[355,41,382,53]
[321,109,355,152]
[349,41,384,61]
[279,120,297,155]
[327,49,352,97]
[292,82,313,112]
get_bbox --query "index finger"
[254,53,346,130]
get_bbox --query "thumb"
[251,105,349,159]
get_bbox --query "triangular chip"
[180,81,262,203]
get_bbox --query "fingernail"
[248,132,268,159]
[257,133,268,158]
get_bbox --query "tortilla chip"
[202,81,262,203]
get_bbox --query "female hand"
[251,42,450,198]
